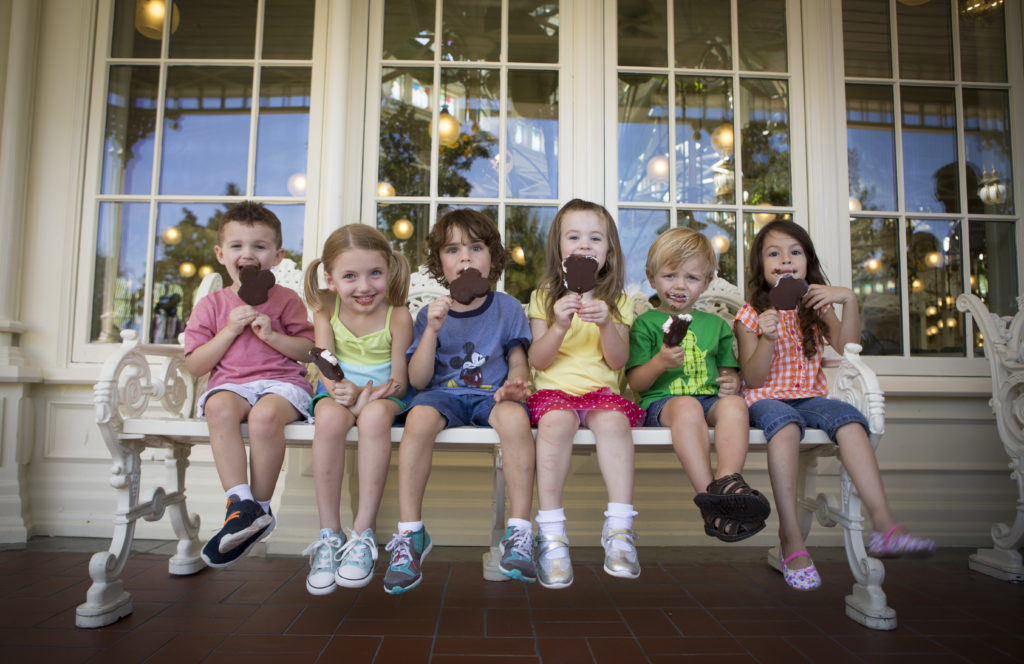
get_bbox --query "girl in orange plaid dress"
[735,220,934,591]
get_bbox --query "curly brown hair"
[422,208,510,286]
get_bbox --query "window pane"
[168,0,258,60]
[907,218,964,356]
[679,210,737,286]
[676,76,734,205]
[255,68,311,197]
[439,68,500,198]
[618,0,668,67]
[382,0,436,60]
[963,88,1014,215]
[111,0,163,58]
[743,212,793,283]
[901,86,958,214]
[379,68,433,198]
[851,216,902,355]
[969,221,1017,318]
[378,203,429,272]
[442,0,501,62]
[842,0,891,78]
[508,1,559,64]
[618,208,670,293]
[740,78,791,207]
[618,74,670,203]
[263,0,315,60]
[896,0,952,81]
[737,0,787,72]
[507,70,558,199]
[101,65,159,195]
[846,84,897,211]
[160,67,252,195]
[959,2,1007,83]
[505,205,557,302]
[673,0,731,70]
[92,202,150,342]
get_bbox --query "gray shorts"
[197,379,312,422]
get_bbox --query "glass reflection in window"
[508,1,559,64]
[678,210,737,286]
[438,68,500,198]
[851,217,901,355]
[505,206,557,302]
[959,1,1007,83]
[737,0,787,72]
[846,84,897,212]
[618,74,670,204]
[901,86,958,214]
[442,0,502,62]
[382,0,436,60]
[968,221,1017,318]
[168,0,258,60]
[963,88,1013,215]
[676,76,734,206]
[896,0,953,81]
[906,218,964,356]
[102,66,159,195]
[92,202,150,342]
[842,0,891,78]
[255,68,311,197]
[507,71,558,199]
[378,68,433,198]
[674,0,731,70]
[618,0,668,67]
[618,208,670,295]
[740,78,791,207]
[378,204,429,274]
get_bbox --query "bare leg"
[397,406,445,522]
[203,391,252,491]
[535,409,579,511]
[311,398,355,532]
[352,399,400,533]
[766,423,809,568]
[659,396,714,493]
[489,401,535,521]
[246,394,301,502]
[586,410,634,505]
[836,423,898,533]
[707,395,750,479]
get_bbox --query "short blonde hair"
[645,227,716,279]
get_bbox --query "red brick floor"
[0,539,1022,663]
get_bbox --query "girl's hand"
[803,284,854,312]
[552,293,581,329]
[657,343,686,369]
[332,379,358,407]
[227,305,258,335]
[578,298,610,326]
[351,379,398,416]
[716,369,739,396]
[249,312,274,341]
[426,296,452,333]
[758,309,780,341]
[494,378,531,403]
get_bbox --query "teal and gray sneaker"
[382,527,432,594]
[498,525,537,583]
[301,530,346,595]
[336,528,378,589]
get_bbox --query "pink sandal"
[867,525,935,558]
[779,550,821,591]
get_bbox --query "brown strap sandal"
[704,473,771,522]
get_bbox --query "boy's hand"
[716,369,739,396]
[494,378,531,403]
[758,309,780,341]
[578,298,610,326]
[552,293,581,329]
[332,379,359,407]
[227,305,259,335]
[250,312,274,341]
[351,379,398,416]
[426,296,452,333]
[656,343,686,368]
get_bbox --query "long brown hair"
[747,219,828,358]
[303,224,410,310]
[537,199,626,324]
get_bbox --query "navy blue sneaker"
[201,497,275,568]
[382,527,431,594]
[498,525,537,583]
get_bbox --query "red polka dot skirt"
[526,387,645,428]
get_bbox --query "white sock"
[507,517,532,533]
[604,502,637,531]
[536,509,568,559]
[257,499,272,514]
[226,484,253,503]
[398,520,423,535]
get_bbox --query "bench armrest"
[826,342,885,443]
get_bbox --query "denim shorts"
[748,396,868,443]
[396,390,527,428]
[197,379,312,422]
[644,394,720,427]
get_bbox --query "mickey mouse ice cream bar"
[563,254,599,294]
[237,265,276,306]
[309,346,345,382]
[770,274,809,311]
[449,267,491,305]
[662,313,692,347]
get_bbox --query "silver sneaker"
[536,533,573,589]
[601,526,641,579]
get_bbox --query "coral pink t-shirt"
[184,285,314,394]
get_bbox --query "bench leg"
[165,445,204,575]
[968,456,1024,582]
[482,446,511,582]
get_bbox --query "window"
[614,0,800,296]
[843,0,1018,357]
[81,0,316,354]
[368,0,561,302]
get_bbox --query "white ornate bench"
[956,292,1024,582]
[77,261,894,630]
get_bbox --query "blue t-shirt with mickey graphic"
[407,291,531,395]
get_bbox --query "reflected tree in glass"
[379,69,433,197]
[740,79,791,207]
[679,210,737,286]
[440,67,501,198]
[906,219,964,356]
[851,216,901,355]
[377,203,429,273]
[618,74,670,203]
[505,206,556,302]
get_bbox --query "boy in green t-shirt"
[626,228,770,543]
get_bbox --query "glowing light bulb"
[511,246,526,265]
[711,234,731,253]
[198,265,214,278]
[437,108,460,148]
[162,226,182,245]
[377,181,396,198]
[645,155,670,183]
[179,262,196,277]
[393,219,414,240]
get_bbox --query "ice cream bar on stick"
[563,254,599,294]
[309,346,345,382]
[662,313,692,346]
[769,274,809,311]
[237,265,275,305]
[448,267,491,305]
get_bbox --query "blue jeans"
[748,396,868,443]
[644,394,720,427]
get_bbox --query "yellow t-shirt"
[528,289,635,396]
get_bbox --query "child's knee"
[664,397,704,425]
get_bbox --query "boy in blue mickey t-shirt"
[382,209,535,595]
